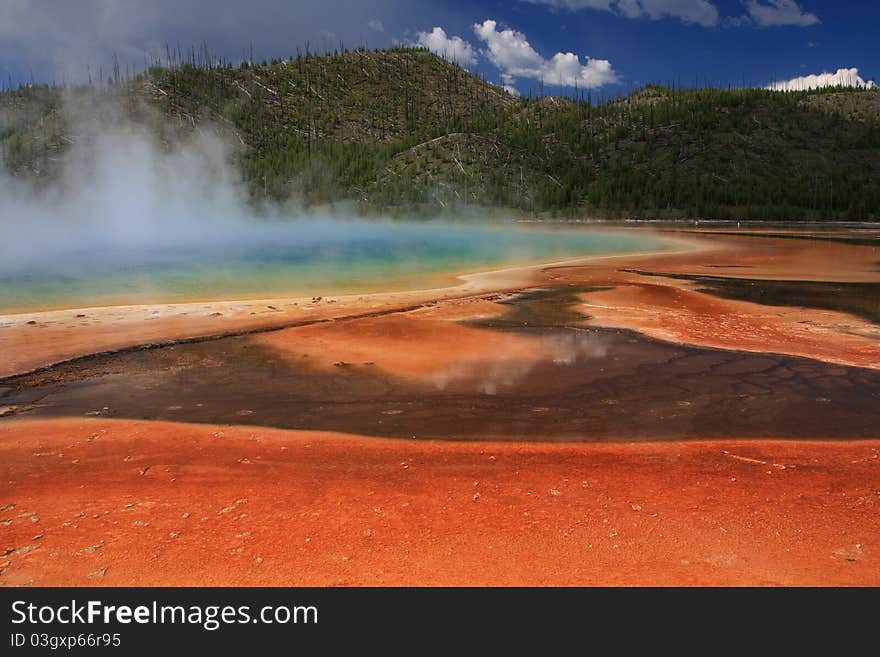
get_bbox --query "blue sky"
[1,1,875,95]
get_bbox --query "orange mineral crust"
[2,229,878,380]
[2,418,877,587]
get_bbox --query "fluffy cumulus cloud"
[768,67,876,91]
[524,0,720,27]
[473,19,618,92]
[415,27,477,67]
[744,0,819,27]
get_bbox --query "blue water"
[0,220,666,312]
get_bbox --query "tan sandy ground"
[1,418,878,587]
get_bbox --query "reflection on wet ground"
[423,329,609,395]
[2,283,879,442]
[623,270,880,324]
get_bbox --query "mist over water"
[1,99,254,273]
[0,98,665,313]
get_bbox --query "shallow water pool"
[0,219,667,313]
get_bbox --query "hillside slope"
[2,48,879,219]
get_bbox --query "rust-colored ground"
[0,241,611,379]
[2,230,877,379]
[2,418,878,587]
[552,232,880,369]
[1,228,879,587]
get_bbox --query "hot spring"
[0,220,668,313]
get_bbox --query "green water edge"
[0,223,673,314]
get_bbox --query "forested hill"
[2,47,880,220]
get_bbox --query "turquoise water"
[0,220,666,313]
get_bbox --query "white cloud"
[768,67,875,91]
[415,27,477,67]
[473,19,618,91]
[721,15,751,27]
[524,0,720,27]
[621,0,719,26]
[529,0,822,29]
[501,74,521,96]
[744,0,819,27]
[367,19,384,32]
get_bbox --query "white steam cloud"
[0,98,254,275]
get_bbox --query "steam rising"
[0,98,253,275]
[0,95,660,313]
